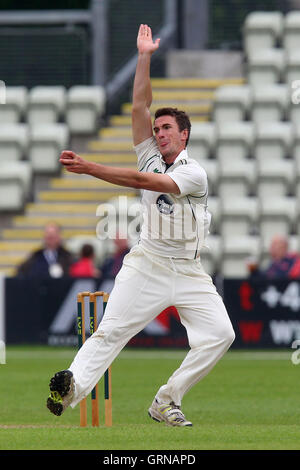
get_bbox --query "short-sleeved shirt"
[134,136,211,259]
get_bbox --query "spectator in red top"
[69,244,101,278]
[288,255,300,279]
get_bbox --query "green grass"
[0,346,299,450]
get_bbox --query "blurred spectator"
[102,235,130,280]
[16,222,73,279]
[247,235,300,280]
[69,243,101,278]
[99,234,130,293]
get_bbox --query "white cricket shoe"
[148,399,193,427]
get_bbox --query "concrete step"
[38,189,135,202]
[122,102,212,116]
[0,254,25,264]
[99,128,132,139]
[12,215,99,228]
[80,153,137,164]
[87,141,134,152]
[0,241,40,252]
[2,228,97,240]
[109,114,208,127]
[49,178,122,190]
[150,77,244,89]
[26,202,101,215]
[0,266,17,277]
[152,90,215,101]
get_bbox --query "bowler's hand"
[59,150,90,174]
[137,24,160,55]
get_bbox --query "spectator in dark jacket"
[247,235,300,280]
[101,235,130,280]
[17,222,73,279]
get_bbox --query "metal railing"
[0,1,106,86]
[0,0,177,100]
[106,0,177,102]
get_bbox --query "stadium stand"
[1,10,300,278]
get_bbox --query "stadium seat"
[287,73,300,126]
[243,11,284,57]
[0,123,29,162]
[200,159,219,196]
[220,197,259,238]
[0,174,25,211]
[218,180,249,200]
[283,11,300,54]
[66,86,106,134]
[296,179,300,201]
[28,123,69,173]
[247,49,286,86]
[285,50,300,87]
[201,234,222,275]
[259,197,297,246]
[188,122,216,160]
[0,161,32,200]
[0,86,28,124]
[219,158,257,195]
[257,158,295,199]
[289,234,300,252]
[288,101,300,129]
[251,84,288,124]
[207,196,221,234]
[222,235,261,278]
[254,122,293,163]
[216,122,254,164]
[27,86,66,125]
[291,123,300,164]
[212,85,252,123]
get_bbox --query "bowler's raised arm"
[131,24,160,146]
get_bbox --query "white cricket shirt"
[134,136,211,259]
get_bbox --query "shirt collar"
[159,148,189,166]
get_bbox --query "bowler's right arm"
[132,24,160,146]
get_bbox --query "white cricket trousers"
[69,245,235,408]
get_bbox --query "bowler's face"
[153,115,187,161]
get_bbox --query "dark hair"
[81,244,94,258]
[154,107,191,147]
